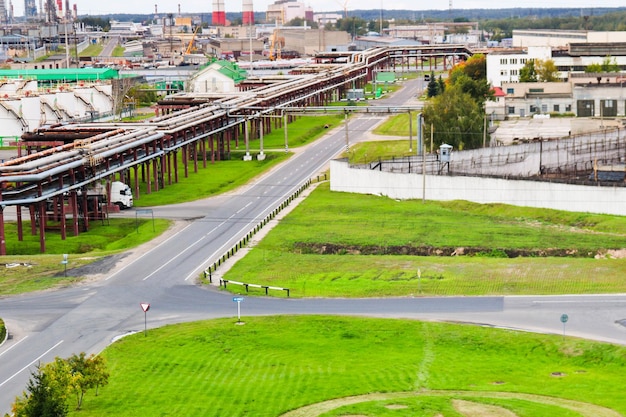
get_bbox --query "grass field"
[67,316,626,417]
[222,182,626,297]
[0,218,170,294]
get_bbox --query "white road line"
[533,300,626,304]
[0,336,28,358]
[0,340,63,388]
[236,202,252,214]
[106,223,194,281]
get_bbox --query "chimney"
[212,0,225,26]
[242,0,253,25]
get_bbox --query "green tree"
[427,72,438,97]
[423,85,485,150]
[585,62,603,73]
[519,60,537,82]
[437,76,446,96]
[536,59,560,82]
[447,54,492,105]
[11,365,68,417]
[587,56,620,72]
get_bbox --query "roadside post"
[417,268,422,293]
[560,313,569,339]
[140,302,150,336]
[233,297,244,324]
[61,254,68,277]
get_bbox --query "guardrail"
[203,178,317,296]
[219,279,290,297]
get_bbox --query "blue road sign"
[233,297,244,302]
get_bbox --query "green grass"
[128,113,344,206]
[130,150,289,207]
[111,46,124,57]
[374,112,419,136]
[79,44,103,57]
[67,316,626,417]
[0,218,169,294]
[346,139,423,163]
[246,114,344,150]
[221,182,626,297]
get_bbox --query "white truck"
[88,181,133,210]
[109,181,133,209]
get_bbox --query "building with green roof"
[189,59,247,93]
[0,68,119,83]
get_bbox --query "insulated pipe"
[0,152,165,207]
[0,129,127,173]
[2,132,164,183]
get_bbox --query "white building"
[486,46,552,87]
[266,0,311,25]
[513,29,626,48]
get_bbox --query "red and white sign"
[140,303,150,312]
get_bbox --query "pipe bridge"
[0,45,473,255]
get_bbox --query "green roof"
[214,60,247,84]
[0,68,119,82]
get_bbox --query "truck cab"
[110,181,133,209]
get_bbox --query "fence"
[203,179,315,296]
[350,127,626,179]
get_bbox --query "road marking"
[0,335,28,358]
[106,223,194,281]
[0,340,63,388]
[236,202,252,214]
[533,300,626,304]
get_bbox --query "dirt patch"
[293,243,605,258]
[56,253,129,278]
[385,404,408,409]
[278,390,623,417]
[452,399,518,417]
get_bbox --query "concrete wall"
[330,159,626,216]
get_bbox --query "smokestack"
[242,0,253,25]
[212,0,225,26]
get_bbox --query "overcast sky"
[29,0,626,17]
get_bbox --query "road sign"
[140,303,150,312]
[560,314,569,323]
[233,297,244,322]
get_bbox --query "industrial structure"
[212,0,226,26]
[0,45,472,256]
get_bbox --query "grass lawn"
[79,44,103,57]
[222,182,626,297]
[0,218,170,294]
[68,316,626,417]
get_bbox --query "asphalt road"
[1,77,626,414]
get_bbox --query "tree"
[423,85,485,150]
[427,72,439,97]
[11,365,68,417]
[585,62,603,73]
[66,353,109,408]
[519,60,537,82]
[437,76,446,96]
[447,54,493,105]
[536,59,559,82]
[586,56,620,73]
[10,353,110,415]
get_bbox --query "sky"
[13,0,626,17]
